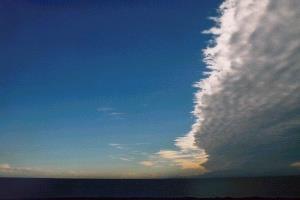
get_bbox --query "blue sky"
[2,0,299,178]
[0,0,220,177]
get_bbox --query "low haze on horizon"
[0,0,300,179]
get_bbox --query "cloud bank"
[0,163,61,177]
[194,0,300,174]
[142,0,300,176]
[140,132,208,174]
[291,162,300,169]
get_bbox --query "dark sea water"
[0,176,299,199]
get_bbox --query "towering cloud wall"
[192,0,300,174]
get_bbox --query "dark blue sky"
[0,0,220,177]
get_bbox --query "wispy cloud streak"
[97,107,126,119]
[0,163,77,177]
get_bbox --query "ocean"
[0,176,299,199]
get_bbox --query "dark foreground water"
[0,176,299,199]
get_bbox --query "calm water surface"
[0,176,299,199]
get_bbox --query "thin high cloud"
[0,163,77,177]
[109,143,124,149]
[109,142,149,150]
[0,163,153,178]
[142,0,300,176]
[109,112,125,116]
[97,107,126,119]
[97,107,114,112]
[109,143,151,165]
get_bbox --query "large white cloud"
[193,0,300,174]
[141,0,300,176]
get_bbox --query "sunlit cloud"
[0,163,74,177]
[158,150,207,170]
[191,0,300,174]
[139,115,207,173]
[140,137,208,172]
[0,163,160,179]
[140,161,155,167]
[141,0,300,176]
[140,149,207,172]
[291,162,300,169]
[0,163,11,171]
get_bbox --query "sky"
[0,0,300,178]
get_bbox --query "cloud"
[97,107,113,112]
[0,163,139,178]
[97,107,126,119]
[188,0,300,175]
[141,0,300,176]
[109,112,126,119]
[140,149,207,172]
[0,163,58,177]
[109,143,124,149]
[0,163,11,170]
[291,162,300,169]
[109,142,150,150]
[0,163,33,173]
[140,161,155,167]
[119,157,132,161]
[109,143,151,165]
[140,134,208,172]
[109,112,125,116]
[139,115,207,173]
[157,150,207,170]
